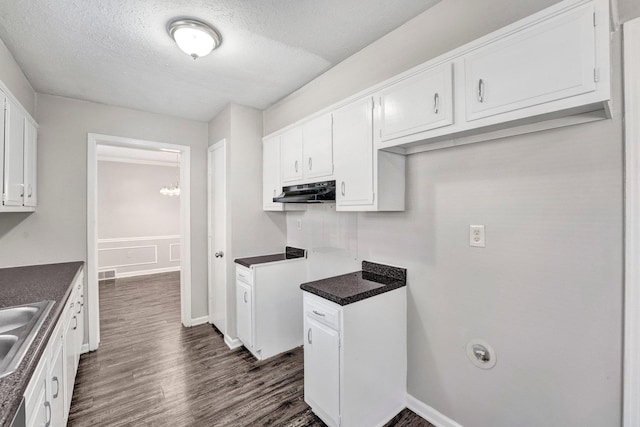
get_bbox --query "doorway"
[87,133,192,351]
[207,140,229,338]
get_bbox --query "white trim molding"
[98,235,180,243]
[406,395,464,427]
[88,133,193,351]
[191,316,209,326]
[224,335,243,350]
[97,244,158,269]
[169,243,181,262]
[115,266,180,279]
[624,16,640,427]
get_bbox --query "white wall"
[97,161,180,277]
[208,103,287,337]
[0,37,35,117]
[0,93,209,318]
[266,0,624,425]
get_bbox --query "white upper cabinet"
[24,120,37,207]
[333,98,374,208]
[263,135,281,210]
[281,127,303,184]
[1,88,37,212]
[280,113,333,185]
[4,96,25,206]
[464,2,596,122]
[302,113,333,180]
[334,97,405,212]
[378,62,454,142]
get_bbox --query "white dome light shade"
[168,19,221,59]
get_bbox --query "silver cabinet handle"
[312,310,325,317]
[308,157,312,171]
[214,251,224,258]
[44,401,51,427]
[434,93,440,114]
[244,291,248,303]
[341,181,345,197]
[73,315,77,330]
[307,328,312,344]
[478,79,485,103]
[52,376,60,398]
[294,160,298,173]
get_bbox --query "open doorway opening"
[87,134,192,351]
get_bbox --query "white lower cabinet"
[235,280,253,349]
[235,260,307,360]
[24,268,84,427]
[303,289,407,427]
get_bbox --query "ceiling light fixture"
[168,18,221,59]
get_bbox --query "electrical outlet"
[296,219,302,230]
[469,225,485,248]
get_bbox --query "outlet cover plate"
[470,225,485,248]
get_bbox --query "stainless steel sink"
[0,301,54,379]
[0,306,38,334]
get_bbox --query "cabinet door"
[302,114,333,180]
[75,289,84,366]
[333,98,374,207]
[379,63,454,141]
[49,334,65,427]
[281,127,303,184]
[236,281,253,348]
[0,93,5,196]
[24,352,49,427]
[304,316,340,427]
[263,136,281,210]
[23,120,37,207]
[63,308,76,414]
[3,97,25,206]
[464,2,596,121]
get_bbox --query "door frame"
[207,139,227,331]
[87,133,192,351]
[624,16,640,427]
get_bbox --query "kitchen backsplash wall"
[286,204,359,281]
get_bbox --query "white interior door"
[208,140,227,333]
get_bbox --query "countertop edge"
[0,262,84,427]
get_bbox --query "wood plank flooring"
[68,272,433,427]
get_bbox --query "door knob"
[214,251,224,258]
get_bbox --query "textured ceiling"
[0,0,440,122]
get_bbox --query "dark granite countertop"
[300,261,406,306]
[0,261,84,427]
[235,246,306,268]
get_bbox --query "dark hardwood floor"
[68,272,432,427]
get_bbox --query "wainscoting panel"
[98,235,180,278]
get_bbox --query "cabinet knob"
[214,251,224,258]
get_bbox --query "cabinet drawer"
[236,266,253,285]
[304,295,340,330]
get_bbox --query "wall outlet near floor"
[469,225,485,247]
[296,219,302,230]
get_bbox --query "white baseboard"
[224,335,243,350]
[80,343,90,354]
[191,316,209,326]
[406,394,464,427]
[116,266,180,278]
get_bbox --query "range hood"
[273,180,335,203]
